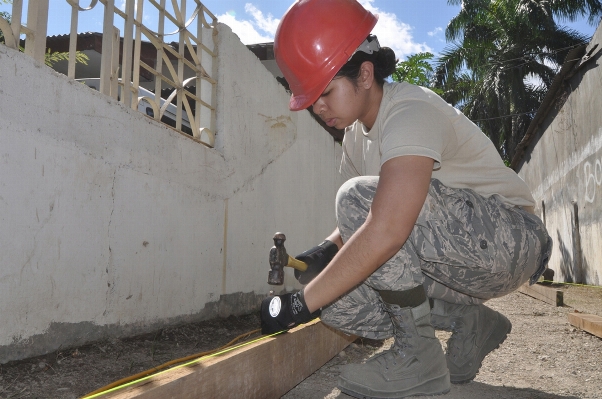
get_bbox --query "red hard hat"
[275,0,378,111]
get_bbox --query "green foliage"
[392,52,443,95]
[0,11,10,44]
[392,52,433,84]
[0,4,89,68]
[45,48,89,67]
[434,0,600,163]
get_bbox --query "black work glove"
[294,240,339,284]
[260,290,320,335]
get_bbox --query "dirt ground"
[0,284,601,399]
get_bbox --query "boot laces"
[389,319,412,367]
[448,320,465,359]
[383,306,416,368]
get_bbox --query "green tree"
[434,0,601,162]
[392,52,443,95]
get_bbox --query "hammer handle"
[286,256,308,272]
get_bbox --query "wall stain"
[0,291,267,364]
[258,113,293,129]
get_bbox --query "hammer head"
[268,232,287,285]
[267,267,284,285]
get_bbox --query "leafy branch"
[392,52,443,95]
[0,2,89,67]
[45,48,89,67]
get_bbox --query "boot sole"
[339,372,450,399]
[450,315,512,384]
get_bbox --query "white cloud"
[244,4,279,36]
[216,3,279,45]
[358,0,431,59]
[217,0,430,57]
[428,27,443,37]
[218,13,274,44]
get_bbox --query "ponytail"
[335,36,397,86]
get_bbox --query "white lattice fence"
[0,0,218,147]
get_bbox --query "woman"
[260,1,552,398]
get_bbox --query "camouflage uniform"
[321,177,552,339]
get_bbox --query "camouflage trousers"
[321,177,551,339]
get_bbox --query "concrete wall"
[517,23,602,286]
[0,23,345,363]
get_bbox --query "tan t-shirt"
[340,82,535,207]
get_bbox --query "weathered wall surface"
[0,23,345,363]
[517,23,602,286]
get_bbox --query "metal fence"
[0,0,218,147]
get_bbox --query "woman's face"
[311,76,371,130]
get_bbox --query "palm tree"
[434,0,601,162]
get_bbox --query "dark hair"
[336,38,397,87]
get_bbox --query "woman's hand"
[303,155,434,313]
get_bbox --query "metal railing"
[0,0,218,147]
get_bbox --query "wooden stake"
[568,312,602,339]
[98,319,355,399]
[518,283,563,306]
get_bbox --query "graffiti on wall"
[531,128,602,201]
[584,157,602,203]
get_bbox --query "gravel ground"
[285,285,602,399]
[0,284,600,399]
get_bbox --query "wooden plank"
[568,312,602,339]
[99,319,355,399]
[518,283,563,306]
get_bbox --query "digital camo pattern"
[321,177,551,339]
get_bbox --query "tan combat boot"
[431,299,512,384]
[339,300,450,398]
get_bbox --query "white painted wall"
[517,22,602,286]
[0,24,345,363]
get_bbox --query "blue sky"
[1,0,598,60]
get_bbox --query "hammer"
[268,232,308,285]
